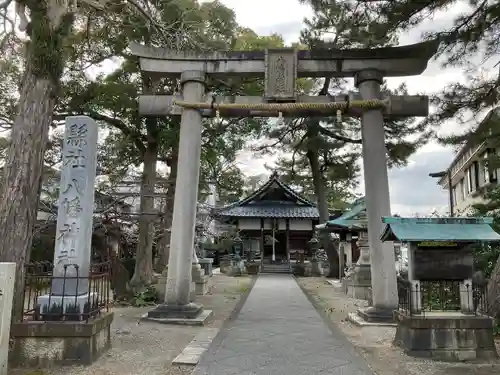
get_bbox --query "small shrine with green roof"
[316,197,367,268]
[379,216,500,361]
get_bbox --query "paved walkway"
[194,274,374,375]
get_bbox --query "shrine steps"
[261,263,292,274]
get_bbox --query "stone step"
[261,264,292,274]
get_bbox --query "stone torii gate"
[130,40,438,323]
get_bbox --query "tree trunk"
[154,148,178,272]
[306,148,340,278]
[0,58,56,322]
[129,137,157,293]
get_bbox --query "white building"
[437,108,500,214]
[113,179,168,214]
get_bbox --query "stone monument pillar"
[339,243,345,279]
[38,116,99,317]
[406,243,421,314]
[148,71,208,321]
[192,244,209,296]
[345,234,353,267]
[349,231,371,300]
[355,69,398,322]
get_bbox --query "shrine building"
[212,172,341,264]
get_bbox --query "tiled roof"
[216,205,320,219]
[214,172,321,219]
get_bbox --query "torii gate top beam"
[129,40,439,79]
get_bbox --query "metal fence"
[397,279,489,316]
[23,261,112,322]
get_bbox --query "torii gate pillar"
[356,69,398,322]
[147,70,210,322]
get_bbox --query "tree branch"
[317,126,362,144]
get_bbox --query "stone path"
[193,274,375,375]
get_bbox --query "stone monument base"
[37,293,98,321]
[219,256,232,274]
[230,260,247,276]
[310,260,323,276]
[195,278,210,295]
[393,311,498,361]
[154,267,169,302]
[143,303,213,326]
[345,263,371,300]
[345,281,372,300]
[10,312,113,367]
[199,258,214,277]
[356,306,394,323]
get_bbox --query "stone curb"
[175,275,258,366]
[172,328,220,365]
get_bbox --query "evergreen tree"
[260,0,432,277]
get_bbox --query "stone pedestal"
[192,263,209,296]
[346,232,372,301]
[310,260,323,276]
[220,255,231,274]
[154,266,169,302]
[199,258,213,277]
[37,293,98,321]
[10,312,114,367]
[393,311,498,361]
[230,259,247,276]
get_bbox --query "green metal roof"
[380,216,500,242]
[316,197,367,231]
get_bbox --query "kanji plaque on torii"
[130,40,440,324]
[264,49,297,101]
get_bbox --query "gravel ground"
[11,274,253,375]
[297,277,500,375]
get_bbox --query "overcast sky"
[215,0,490,216]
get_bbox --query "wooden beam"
[129,40,439,78]
[139,94,429,118]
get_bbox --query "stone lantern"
[309,234,319,260]
[308,234,323,276]
[232,234,243,257]
[231,235,246,276]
